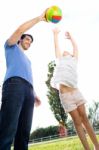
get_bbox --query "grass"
[29,135,97,150]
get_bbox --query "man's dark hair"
[17,34,33,44]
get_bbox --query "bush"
[30,125,59,140]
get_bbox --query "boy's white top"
[51,55,78,89]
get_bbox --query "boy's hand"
[65,32,71,39]
[53,28,60,34]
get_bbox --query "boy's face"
[21,35,33,50]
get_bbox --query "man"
[0,10,47,150]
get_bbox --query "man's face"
[20,35,33,50]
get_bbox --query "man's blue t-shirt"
[4,42,33,86]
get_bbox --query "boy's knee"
[73,117,82,126]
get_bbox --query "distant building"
[58,122,67,137]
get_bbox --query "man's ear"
[18,39,23,44]
[17,38,22,44]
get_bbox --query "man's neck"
[18,44,24,51]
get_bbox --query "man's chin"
[24,47,29,51]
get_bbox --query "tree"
[30,125,59,141]
[66,119,76,136]
[88,101,99,129]
[45,61,68,127]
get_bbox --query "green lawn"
[29,135,97,150]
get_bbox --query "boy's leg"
[77,104,99,150]
[69,109,90,150]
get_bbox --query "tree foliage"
[45,61,68,127]
[88,101,99,128]
[30,125,59,140]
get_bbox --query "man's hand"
[39,9,49,22]
[34,96,41,107]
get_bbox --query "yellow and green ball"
[46,6,62,23]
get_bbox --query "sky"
[0,0,99,132]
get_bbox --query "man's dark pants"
[0,77,35,150]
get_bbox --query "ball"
[46,6,62,23]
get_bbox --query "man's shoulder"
[4,41,17,50]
